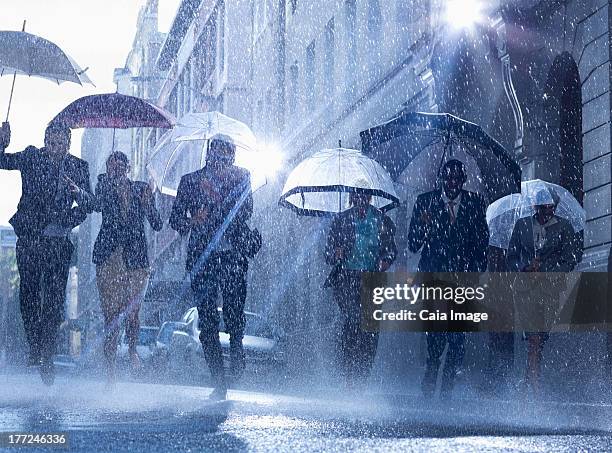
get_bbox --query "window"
[305,41,316,112]
[324,19,335,99]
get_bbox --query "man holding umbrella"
[170,134,259,401]
[0,121,92,385]
[407,159,489,398]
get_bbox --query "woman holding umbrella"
[324,182,397,388]
[280,147,399,388]
[89,151,163,385]
[505,183,583,396]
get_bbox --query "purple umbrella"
[52,93,175,129]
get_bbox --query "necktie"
[448,201,456,224]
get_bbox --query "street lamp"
[444,0,484,31]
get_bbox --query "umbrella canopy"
[0,30,92,85]
[360,112,521,203]
[146,111,261,196]
[280,148,399,216]
[486,179,586,249]
[51,93,175,129]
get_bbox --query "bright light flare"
[236,143,284,180]
[444,0,484,30]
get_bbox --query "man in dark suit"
[170,135,256,401]
[0,121,92,385]
[407,159,489,398]
[507,194,582,394]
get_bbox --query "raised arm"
[325,215,344,266]
[407,195,428,254]
[141,184,163,232]
[379,214,398,265]
[0,122,25,170]
[234,172,253,226]
[169,175,193,236]
[65,161,93,230]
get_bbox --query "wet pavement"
[0,372,611,452]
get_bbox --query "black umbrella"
[360,112,521,203]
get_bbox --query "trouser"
[486,332,514,389]
[333,269,379,385]
[191,250,247,384]
[16,236,73,361]
[96,248,149,367]
[424,332,465,393]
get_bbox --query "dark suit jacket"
[169,165,253,273]
[0,146,91,238]
[91,174,163,269]
[407,189,489,272]
[324,206,397,288]
[507,215,582,272]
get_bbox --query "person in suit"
[407,159,489,398]
[507,191,582,394]
[88,151,163,385]
[325,188,397,388]
[169,135,258,401]
[0,121,92,385]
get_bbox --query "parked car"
[163,307,286,381]
[150,321,190,378]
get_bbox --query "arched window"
[543,52,583,204]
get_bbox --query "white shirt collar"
[441,190,462,206]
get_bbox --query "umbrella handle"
[5,21,26,123]
[5,72,17,123]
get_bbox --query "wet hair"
[439,159,467,182]
[107,151,130,166]
[207,134,236,165]
[45,121,71,142]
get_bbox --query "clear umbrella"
[146,111,269,196]
[279,147,399,216]
[0,23,93,121]
[486,179,586,249]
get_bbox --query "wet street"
[0,372,611,452]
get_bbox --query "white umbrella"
[280,148,399,216]
[0,24,93,121]
[146,111,266,196]
[486,179,586,249]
